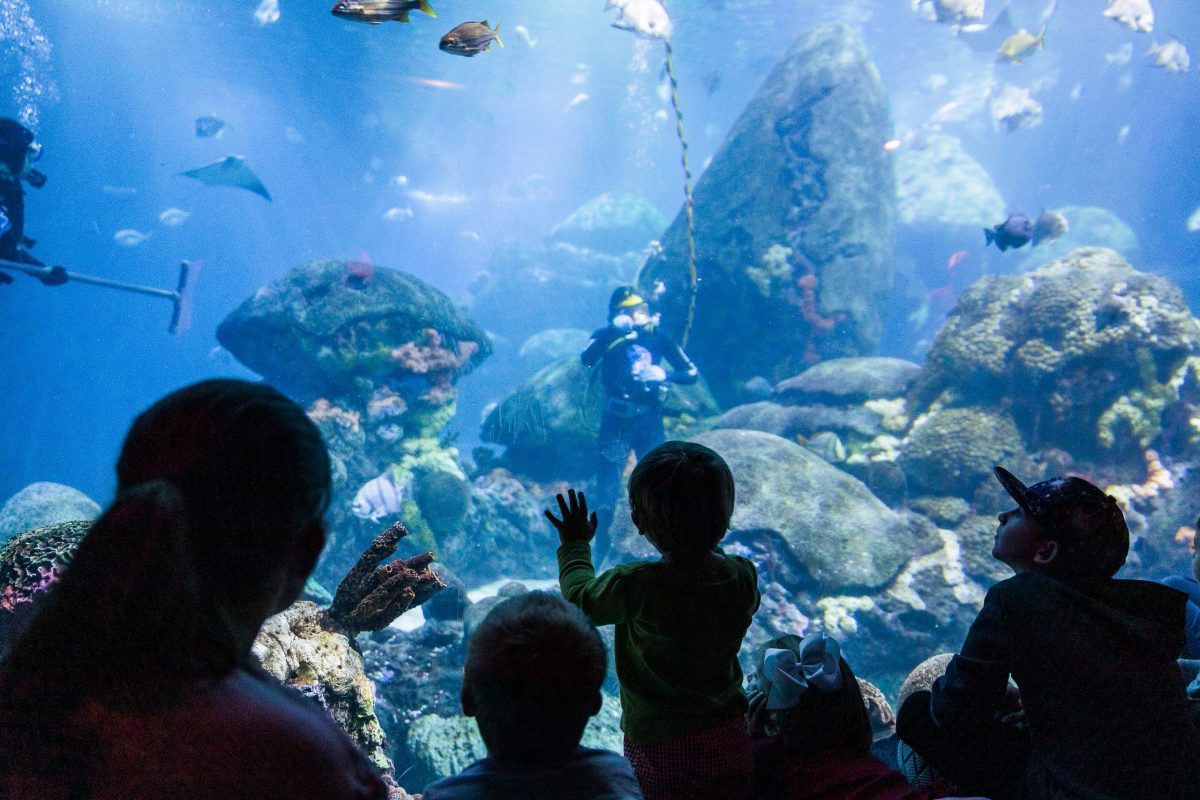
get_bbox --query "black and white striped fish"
[330,0,436,25]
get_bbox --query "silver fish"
[440,20,504,57]
[351,472,406,521]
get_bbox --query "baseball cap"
[994,466,1129,577]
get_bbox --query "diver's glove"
[37,265,68,286]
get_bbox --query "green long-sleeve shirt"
[558,540,760,744]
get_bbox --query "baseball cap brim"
[994,466,1036,518]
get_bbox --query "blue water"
[2,0,1199,504]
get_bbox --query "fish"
[1103,0,1153,33]
[331,0,436,24]
[1116,124,1131,145]
[439,20,503,57]
[383,206,413,222]
[984,215,1035,251]
[1105,42,1133,66]
[157,207,191,227]
[1146,38,1190,73]
[514,24,537,47]
[194,115,227,138]
[254,0,280,25]
[1188,207,1200,233]
[565,92,590,112]
[114,229,151,247]
[408,189,468,206]
[180,155,272,201]
[947,250,970,269]
[351,471,407,522]
[1069,83,1083,100]
[405,76,467,90]
[605,0,672,40]
[284,126,305,144]
[997,27,1045,64]
[803,432,846,464]
[1031,210,1068,246]
[101,185,138,197]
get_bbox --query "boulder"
[0,482,100,545]
[217,260,490,401]
[775,357,922,403]
[912,248,1200,457]
[517,328,592,371]
[640,23,896,403]
[549,193,667,254]
[895,133,1005,230]
[615,429,913,590]
[480,356,718,482]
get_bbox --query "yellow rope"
[660,21,697,348]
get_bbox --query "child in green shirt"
[546,440,761,800]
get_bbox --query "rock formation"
[640,22,896,403]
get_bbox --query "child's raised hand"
[544,488,598,545]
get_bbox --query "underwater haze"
[4,0,1200,787]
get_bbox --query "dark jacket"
[0,174,31,264]
[580,325,697,406]
[933,571,1200,800]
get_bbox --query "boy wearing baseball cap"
[897,466,1200,800]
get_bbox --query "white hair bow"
[761,632,844,710]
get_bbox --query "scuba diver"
[0,117,65,285]
[581,286,699,561]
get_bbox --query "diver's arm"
[659,334,699,385]
[581,327,614,369]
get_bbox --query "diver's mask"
[23,142,45,187]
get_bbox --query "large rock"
[615,429,913,590]
[480,356,719,481]
[897,407,1034,496]
[775,357,922,404]
[640,23,896,404]
[0,482,100,545]
[467,241,641,347]
[896,133,1005,230]
[549,192,667,255]
[912,247,1200,457]
[217,260,491,401]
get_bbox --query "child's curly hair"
[628,440,735,554]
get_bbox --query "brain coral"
[912,248,1200,456]
[898,407,1033,496]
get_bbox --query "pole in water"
[0,258,197,335]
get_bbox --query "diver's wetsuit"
[581,323,698,559]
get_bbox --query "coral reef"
[898,406,1034,496]
[639,23,896,404]
[326,522,445,634]
[0,520,89,656]
[218,261,491,587]
[911,248,1200,459]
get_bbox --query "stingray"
[180,155,272,201]
[957,7,1015,53]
